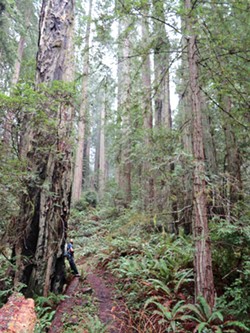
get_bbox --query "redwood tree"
[71,0,92,204]
[14,0,75,296]
[185,0,215,308]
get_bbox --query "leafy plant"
[34,293,68,333]
[180,296,250,333]
[145,298,186,332]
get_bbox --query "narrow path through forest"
[48,258,129,333]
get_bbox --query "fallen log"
[0,292,37,333]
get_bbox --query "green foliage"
[0,264,26,307]
[34,293,68,333]
[74,191,98,211]
[210,216,250,324]
[218,269,250,325]
[180,296,250,333]
[145,299,186,332]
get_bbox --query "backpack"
[64,243,69,257]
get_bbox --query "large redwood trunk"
[14,0,75,296]
[185,0,215,308]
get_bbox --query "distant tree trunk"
[94,122,100,185]
[83,137,90,190]
[185,0,215,308]
[117,13,132,206]
[99,94,106,198]
[152,0,178,230]
[71,0,92,204]
[152,0,171,129]
[3,21,28,146]
[141,5,154,210]
[202,97,217,175]
[179,8,193,235]
[223,96,242,218]
[14,0,75,297]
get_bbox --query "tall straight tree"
[3,0,37,145]
[116,8,132,205]
[152,0,171,128]
[71,0,92,204]
[99,89,106,198]
[177,6,194,235]
[185,0,215,308]
[141,3,154,210]
[14,0,75,296]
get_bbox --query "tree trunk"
[152,0,178,229]
[141,5,154,210]
[185,0,215,308]
[179,10,193,235]
[99,93,106,199]
[14,0,75,297]
[117,12,132,206]
[71,0,92,204]
[223,96,242,218]
[152,0,171,129]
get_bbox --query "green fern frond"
[144,295,162,309]
[208,310,223,323]
[180,304,204,322]
[174,268,193,293]
[148,278,172,296]
[198,296,212,319]
[224,320,250,331]
[172,300,185,315]
[196,321,208,333]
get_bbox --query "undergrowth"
[68,203,250,332]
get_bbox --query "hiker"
[66,239,80,277]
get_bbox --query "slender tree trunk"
[117,12,132,206]
[14,0,75,296]
[3,34,26,145]
[223,96,242,217]
[179,10,193,235]
[99,94,106,198]
[141,5,154,210]
[71,0,92,204]
[94,103,101,193]
[83,137,90,190]
[185,0,215,308]
[152,0,171,129]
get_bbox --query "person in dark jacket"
[67,239,80,277]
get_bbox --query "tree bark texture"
[14,0,75,296]
[185,0,215,308]
[71,0,92,204]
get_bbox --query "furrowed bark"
[185,0,215,308]
[14,0,75,296]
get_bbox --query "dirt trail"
[48,260,128,333]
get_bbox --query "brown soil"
[48,259,129,333]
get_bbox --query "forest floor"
[48,256,130,333]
